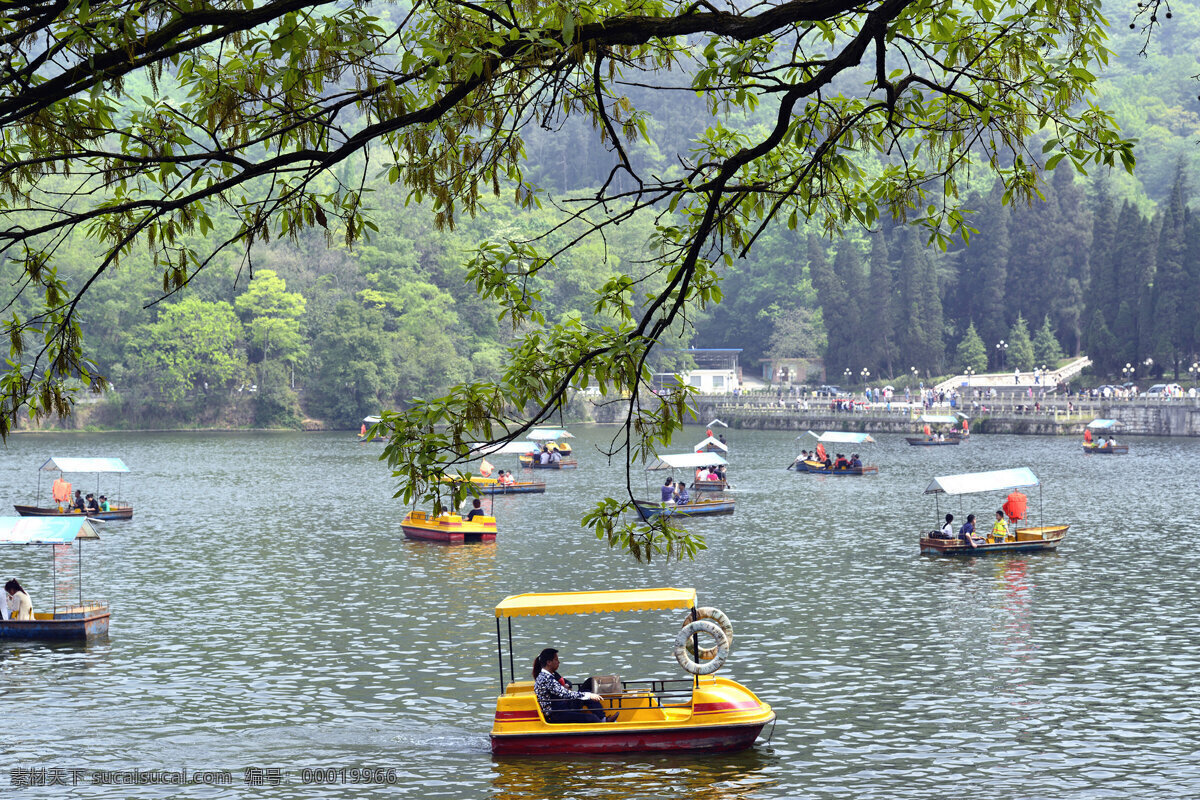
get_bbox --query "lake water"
[1,427,1198,798]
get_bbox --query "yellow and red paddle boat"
[442,474,546,495]
[400,510,496,544]
[490,588,774,755]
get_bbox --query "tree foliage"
[0,0,1135,559]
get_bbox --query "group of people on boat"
[537,445,564,465]
[495,470,516,486]
[0,579,33,621]
[932,490,1027,546]
[1082,429,1118,448]
[532,647,618,724]
[795,450,862,470]
[660,478,691,505]
[54,482,109,514]
[694,464,726,483]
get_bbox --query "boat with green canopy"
[919,467,1069,555]
[0,516,110,640]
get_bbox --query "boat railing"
[52,601,108,619]
[612,677,696,709]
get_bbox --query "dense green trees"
[125,298,247,403]
[0,0,1185,561]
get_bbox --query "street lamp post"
[1189,361,1199,386]
[1143,357,1154,377]
[1122,363,1133,384]
[965,366,975,387]
[843,367,852,386]
[996,340,1008,370]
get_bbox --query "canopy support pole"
[78,538,84,607]
[495,618,505,689]
[51,545,57,615]
[507,618,515,688]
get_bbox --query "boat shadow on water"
[490,746,779,797]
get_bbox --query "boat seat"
[590,674,622,695]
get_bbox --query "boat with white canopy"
[789,432,878,475]
[919,467,1069,555]
[1082,419,1127,454]
[0,517,110,640]
[906,414,966,446]
[635,453,734,519]
[519,428,577,469]
[693,435,729,455]
[14,457,133,520]
[459,441,546,494]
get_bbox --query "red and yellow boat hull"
[490,675,774,755]
[401,511,496,544]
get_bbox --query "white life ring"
[679,607,734,661]
[674,619,729,675]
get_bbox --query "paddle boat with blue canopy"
[0,517,109,640]
[1083,419,1127,454]
[790,432,878,474]
[14,457,133,520]
[906,414,964,446]
[634,453,734,519]
[519,428,578,469]
[919,467,1069,555]
[490,588,774,755]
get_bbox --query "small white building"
[652,349,741,394]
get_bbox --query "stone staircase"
[934,356,1092,393]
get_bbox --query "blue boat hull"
[0,609,109,640]
[14,504,133,521]
[791,461,878,476]
[478,483,546,495]
[635,500,735,520]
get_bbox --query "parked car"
[815,385,841,397]
[1145,383,1183,398]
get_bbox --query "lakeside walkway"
[695,394,1200,437]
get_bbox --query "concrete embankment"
[686,400,1200,437]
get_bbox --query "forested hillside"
[35,0,1200,429]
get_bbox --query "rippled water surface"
[2,428,1199,798]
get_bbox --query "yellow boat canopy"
[495,588,697,618]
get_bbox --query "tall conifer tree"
[1050,168,1091,354]
[1008,315,1035,372]
[1152,163,1189,377]
[867,230,896,378]
[976,180,1011,363]
[834,239,869,373]
[1084,178,1118,367]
